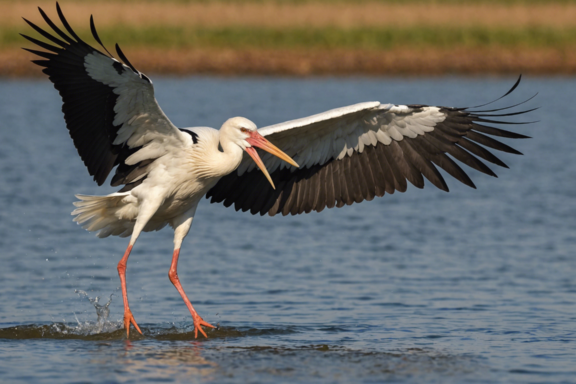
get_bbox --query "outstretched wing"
[207,78,534,216]
[22,3,190,190]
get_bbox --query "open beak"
[245,131,299,189]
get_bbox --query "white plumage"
[23,3,533,338]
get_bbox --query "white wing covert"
[207,78,533,216]
[22,4,189,190]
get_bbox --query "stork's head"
[222,117,298,189]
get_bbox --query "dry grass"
[7,1,576,29]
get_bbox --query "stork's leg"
[118,202,161,338]
[169,207,215,338]
[117,244,141,337]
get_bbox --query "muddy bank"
[4,47,576,77]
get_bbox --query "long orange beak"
[245,131,299,189]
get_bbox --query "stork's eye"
[240,128,249,133]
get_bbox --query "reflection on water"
[210,346,482,380]
[107,343,483,383]
[103,341,218,381]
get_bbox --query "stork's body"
[23,4,533,338]
[74,124,249,240]
[71,118,296,337]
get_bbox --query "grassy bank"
[9,26,576,50]
[4,0,576,76]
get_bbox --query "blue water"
[0,76,575,383]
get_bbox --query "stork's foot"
[193,314,215,338]
[123,309,142,338]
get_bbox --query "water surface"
[0,76,574,383]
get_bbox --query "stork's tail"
[72,193,135,238]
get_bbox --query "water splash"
[75,290,117,334]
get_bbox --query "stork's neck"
[188,127,244,180]
[215,133,244,176]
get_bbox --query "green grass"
[9,26,576,51]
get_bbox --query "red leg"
[117,244,142,337]
[169,248,214,338]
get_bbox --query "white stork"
[22,4,533,338]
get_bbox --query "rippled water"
[0,76,575,383]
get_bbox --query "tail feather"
[72,193,135,238]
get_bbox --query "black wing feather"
[20,34,61,53]
[38,7,76,45]
[22,3,147,186]
[207,81,532,216]
[115,43,138,74]
[56,2,85,43]
[90,15,114,57]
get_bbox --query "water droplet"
[75,290,115,334]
